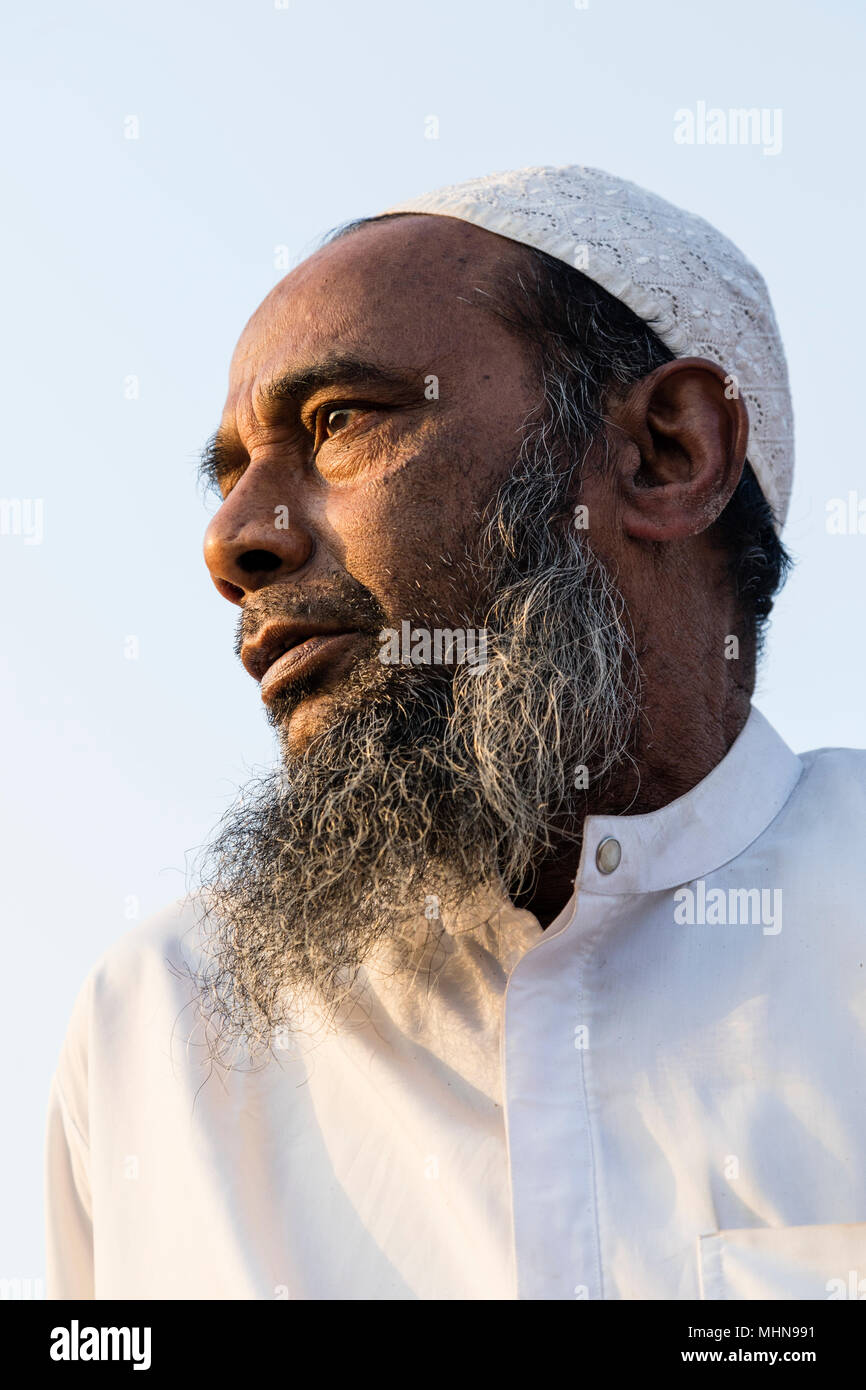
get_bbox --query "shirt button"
[596,836,622,874]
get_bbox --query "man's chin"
[265,654,386,757]
[272,689,344,758]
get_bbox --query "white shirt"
[45,706,866,1300]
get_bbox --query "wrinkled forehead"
[224,215,528,411]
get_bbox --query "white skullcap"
[384,165,793,531]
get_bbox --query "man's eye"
[312,402,382,461]
[323,407,359,439]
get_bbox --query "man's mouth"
[241,622,361,703]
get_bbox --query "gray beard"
[192,424,640,1062]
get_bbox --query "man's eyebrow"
[198,354,420,491]
[260,353,418,408]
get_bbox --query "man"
[46,165,866,1300]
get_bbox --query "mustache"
[233,573,388,661]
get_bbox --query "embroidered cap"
[384,164,793,531]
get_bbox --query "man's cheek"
[322,473,445,576]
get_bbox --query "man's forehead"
[226,214,524,397]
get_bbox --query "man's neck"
[513,690,751,930]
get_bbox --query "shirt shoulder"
[764,742,866,925]
[92,893,208,977]
[794,743,866,819]
[52,896,209,1141]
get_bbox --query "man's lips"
[240,621,361,703]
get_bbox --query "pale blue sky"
[2,0,864,1281]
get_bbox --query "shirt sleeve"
[44,973,95,1299]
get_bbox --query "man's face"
[203,215,539,755]
[195,216,643,1054]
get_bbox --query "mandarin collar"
[573,705,803,898]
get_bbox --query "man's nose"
[203,473,313,605]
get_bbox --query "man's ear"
[606,356,749,542]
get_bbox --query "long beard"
[192,424,640,1062]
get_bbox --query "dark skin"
[203,215,750,928]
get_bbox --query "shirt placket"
[502,885,607,1300]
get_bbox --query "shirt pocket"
[698,1224,866,1300]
